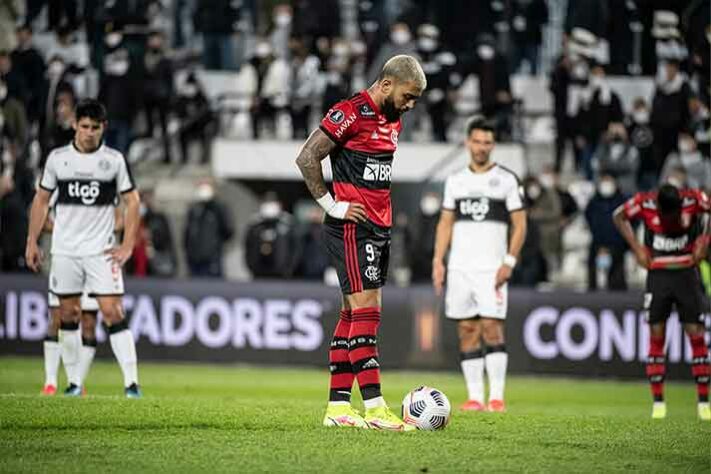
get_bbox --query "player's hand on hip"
[633,247,651,269]
[344,202,367,223]
[432,259,445,295]
[105,245,132,266]
[495,264,512,289]
[25,241,43,272]
[692,241,708,264]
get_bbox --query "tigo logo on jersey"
[68,181,101,205]
[459,198,490,221]
[363,162,392,182]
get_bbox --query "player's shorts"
[445,270,508,320]
[643,267,708,324]
[47,292,100,312]
[323,217,390,294]
[49,254,124,297]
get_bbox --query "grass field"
[0,356,709,473]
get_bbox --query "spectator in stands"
[320,39,350,115]
[409,191,440,282]
[593,123,640,196]
[26,0,79,31]
[511,184,547,286]
[565,0,609,53]
[175,72,215,164]
[0,1,21,51]
[525,175,562,277]
[41,89,75,161]
[244,192,298,279]
[193,0,242,70]
[539,166,577,268]
[682,1,710,105]
[0,78,28,157]
[689,95,710,159]
[0,155,34,272]
[585,174,628,291]
[44,25,89,74]
[142,189,177,277]
[367,22,416,84]
[293,203,329,280]
[11,25,44,125]
[625,97,656,191]
[251,40,290,139]
[606,0,642,75]
[577,63,624,180]
[0,50,28,108]
[650,57,691,175]
[39,55,74,156]
[142,30,173,164]
[184,179,234,278]
[289,37,320,139]
[99,28,140,155]
[269,3,292,60]
[291,0,340,48]
[661,133,711,192]
[415,24,456,142]
[509,0,548,75]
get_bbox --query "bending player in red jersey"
[613,184,710,420]
[295,55,426,430]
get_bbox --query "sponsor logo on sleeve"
[328,109,345,124]
[334,113,358,138]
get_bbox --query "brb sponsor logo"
[1,291,324,352]
[459,198,489,221]
[523,306,709,364]
[363,161,392,182]
[68,180,100,205]
[652,234,688,252]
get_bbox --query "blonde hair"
[377,55,427,90]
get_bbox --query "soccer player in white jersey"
[26,99,142,398]
[432,117,527,413]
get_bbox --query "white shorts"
[47,292,100,312]
[445,270,508,320]
[49,254,124,297]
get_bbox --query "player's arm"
[432,209,455,295]
[613,202,650,269]
[26,187,52,271]
[494,210,527,289]
[295,128,366,222]
[107,190,140,266]
[693,192,710,264]
[114,205,125,233]
[42,214,54,233]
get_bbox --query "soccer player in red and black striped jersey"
[296,55,426,430]
[613,184,710,420]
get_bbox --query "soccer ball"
[401,386,451,430]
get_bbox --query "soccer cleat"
[487,400,506,413]
[125,383,142,399]
[41,384,57,396]
[365,406,415,432]
[460,400,486,412]
[698,402,711,421]
[63,383,82,397]
[651,401,667,419]
[322,404,369,428]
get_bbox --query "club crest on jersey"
[328,109,345,124]
[390,130,399,145]
[459,197,490,221]
[489,177,500,187]
[363,161,392,182]
[99,159,110,171]
[364,265,381,282]
[68,180,101,205]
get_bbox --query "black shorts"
[323,216,390,294]
[643,267,708,324]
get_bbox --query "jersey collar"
[362,90,382,116]
[71,140,104,155]
[468,162,496,175]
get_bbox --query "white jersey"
[40,143,134,257]
[442,164,524,272]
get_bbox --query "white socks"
[363,396,386,410]
[460,357,485,403]
[59,325,82,386]
[485,347,508,402]
[78,341,96,385]
[109,325,138,387]
[43,339,61,387]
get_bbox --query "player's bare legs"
[481,317,507,412]
[97,296,140,397]
[647,322,667,418]
[58,295,82,394]
[78,311,98,391]
[684,322,710,420]
[458,319,485,411]
[41,307,62,395]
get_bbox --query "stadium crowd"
[0,0,709,292]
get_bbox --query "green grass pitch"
[0,356,709,473]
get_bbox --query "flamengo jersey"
[40,143,134,256]
[622,188,709,269]
[442,164,524,272]
[319,90,402,228]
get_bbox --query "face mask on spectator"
[105,57,129,76]
[182,84,198,97]
[351,41,367,56]
[633,109,649,124]
[48,61,64,77]
[332,44,349,58]
[420,195,441,216]
[260,201,282,219]
[0,84,6,101]
[539,174,555,189]
[609,143,626,159]
[678,138,695,153]
[477,44,495,60]
[598,180,616,197]
[274,14,292,27]
[196,184,214,201]
[105,32,123,48]
[391,29,411,45]
[590,74,605,90]
[527,184,541,200]
[255,42,272,59]
[418,37,437,52]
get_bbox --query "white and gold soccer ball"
[401,386,451,431]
